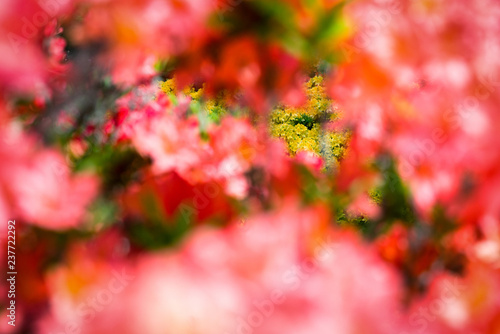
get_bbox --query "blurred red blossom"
[175,36,306,112]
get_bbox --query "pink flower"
[132,113,208,178]
[0,123,98,230]
[404,260,500,334]
[11,150,98,230]
[48,36,66,65]
[295,150,324,171]
[39,203,407,334]
[346,192,381,219]
[128,91,274,199]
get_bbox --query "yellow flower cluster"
[270,76,348,166]
[159,79,227,122]
[158,75,348,166]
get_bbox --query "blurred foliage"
[212,0,351,63]
[74,143,150,195]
